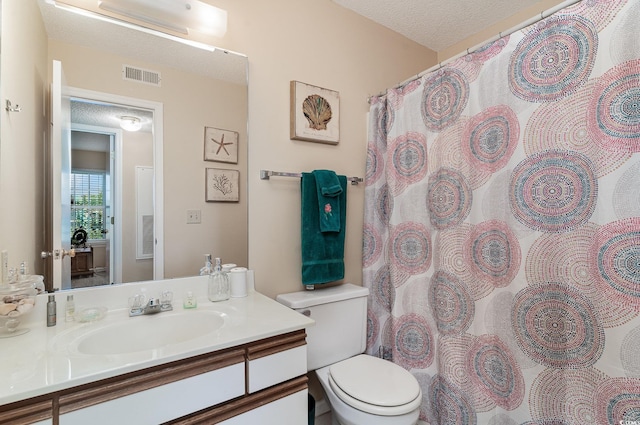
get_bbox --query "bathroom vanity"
[0,277,314,424]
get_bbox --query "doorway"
[68,125,115,288]
[55,87,165,289]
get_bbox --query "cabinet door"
[219,390,308,425]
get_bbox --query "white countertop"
[0,276,314,406]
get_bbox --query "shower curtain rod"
[368,0,583,102]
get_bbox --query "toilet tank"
[276,283,369,371]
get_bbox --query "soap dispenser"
[200,254,213,276]
[208,257,229,302]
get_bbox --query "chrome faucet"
[129,291,173,317]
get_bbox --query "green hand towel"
[312,169,343,233]
[301,172,347,286]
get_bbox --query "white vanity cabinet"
[0,330,308,425]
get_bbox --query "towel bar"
[260,170,363,185]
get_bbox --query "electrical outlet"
[186,209,201,224]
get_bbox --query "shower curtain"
[363,0,640,423]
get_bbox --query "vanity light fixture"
[44,0,220,52]
[98,0,228,38]
[120,116,142,132]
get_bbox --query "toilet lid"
[328,355,421,416]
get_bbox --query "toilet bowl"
[276,284,422,425]
[316,355,421,425]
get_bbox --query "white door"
[51,60,72,289]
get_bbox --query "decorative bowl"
[0,277,42,337]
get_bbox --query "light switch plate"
[186,209,201,224]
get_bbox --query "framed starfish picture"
[204,126,239,164]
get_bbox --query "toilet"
[277,283,421,425]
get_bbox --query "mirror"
[2,0,248,290]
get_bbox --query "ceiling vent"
[122,64,161,87]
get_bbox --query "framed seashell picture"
[290,81,340,144]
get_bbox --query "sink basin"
[74,310,225,355]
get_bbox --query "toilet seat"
[328,355,421,416]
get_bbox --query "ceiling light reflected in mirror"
[98,0,227,37]
[119,116,142,132]
[44,0,224,52]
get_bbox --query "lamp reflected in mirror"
[119,116,142,132]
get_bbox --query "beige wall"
[44,0,438,296]
[226,0,570,298]
[216,0,438,298]
[72,149,107,171]
[0,0,48,273]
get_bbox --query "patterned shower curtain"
[363,0,640,424]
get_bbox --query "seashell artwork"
[302,94,332,130]
[291,81,340,144]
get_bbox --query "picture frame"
[290,81,340,144]
[204,126,239,164]
[206,168,239,202]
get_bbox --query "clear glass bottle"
[208,257,229,302]
[65,294,75,322]
[200,254,213,276]
[183,291,197,309]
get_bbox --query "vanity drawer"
[58,348,245,425]
[219,387,308,425]
[246,330,307,393]
[60,364,244,425]
[166,376,308,425]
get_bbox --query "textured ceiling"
[71,100,154,137]
[332,0,542,51]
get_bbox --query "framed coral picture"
[204,126,239,164]
[206,168,239,202]
[290,81,340,144]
